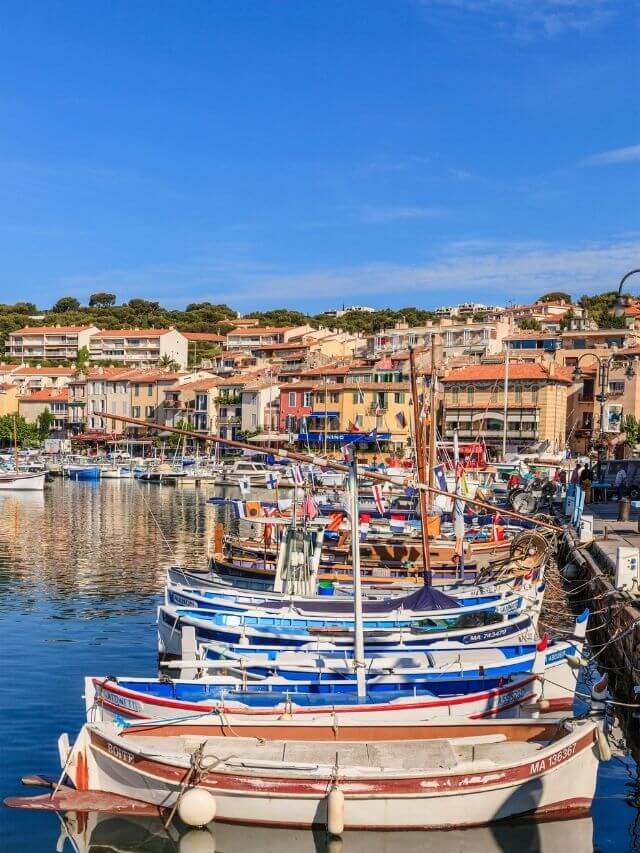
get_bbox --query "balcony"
[218,416,241,426]
[368,405,388,415]
[163,399,183,409]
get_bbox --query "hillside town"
[2,291,640,461]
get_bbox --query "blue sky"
[0,0,638,312]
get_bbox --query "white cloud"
[581,144,640,166]
[358,205,447,223]
[420,0,617,37]
[57,235,640,310]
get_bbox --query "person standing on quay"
[615,467,627,502]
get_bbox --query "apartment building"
[225,325,313,350]
[19,388,70,437]
[441,363,573,453]
[241,378,281,433]
[372,317,512,362]
[89,328,188,367]
[0,365,76,395]
[7,325,99,360]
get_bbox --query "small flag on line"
[232,500,246,519]
[265,471,280,490]
[372,483,387,516]
[238,476,251,495]
[291,465,305,486]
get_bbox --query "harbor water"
[1,479,639,851]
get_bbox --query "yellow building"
[294,380,411,456]
[0,383,18,416]
[442,363,573,454]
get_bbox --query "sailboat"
[0,417,46,491]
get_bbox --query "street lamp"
[572,352,636,437]
[614,269,640,317]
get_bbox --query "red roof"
[183,332,226,342]
[178,378,223,391]
[11,325,95,334]
[12,366,75,376]
[92,329,172,338]
[20,388,69,403]
[444,364,573,384]
[227,326,291,336]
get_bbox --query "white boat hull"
[0,472,46,491]
[67,720,600,829]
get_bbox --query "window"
[132,406,140,418]
[394,392,404,404]
[133,384,139,397]
[288,391,296,407]
[145,406,155,418]
[353,390,364,404]
[451,387,459,404]
[330,392,339,403]
[355,414,364,428]
[514,385,522,404]
[251,413,257,427]
[532,387,539,403]
[609,381,625,395]
[147,384,153,395]
[302,392,312,407]
[466,387,474,404]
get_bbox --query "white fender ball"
[178,787,217,827]
[179,829,216,853]
[327,784,345,836]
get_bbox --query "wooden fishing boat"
[21,717,602,829]
[0,471,46,491]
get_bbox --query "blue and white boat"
[63,461,101,480]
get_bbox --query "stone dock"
[560,502,640,704]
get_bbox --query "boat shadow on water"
[59,808,594,853]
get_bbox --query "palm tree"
[159,354,180,370]
[74,345,90,375]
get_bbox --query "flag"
[265,471,280,490]
[343,443,355,464]
[302,493,319,520]
[390,513,405,533]
[433,464,448,493]
[327,511,343,532]
[348,420,361,432]
[300,416,309,435]
[492,513,505,542]
[232,500,246,519]
[374,406,383,417]
[360,512,371,539]
[245,500,262,518]
[372,483,387,516]
[238,475,251,495]
[277,498,293,512]
[291,465,305,486]
[395,411,406,428]
[264,505,278,517]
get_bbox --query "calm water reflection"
[0,479,638,850]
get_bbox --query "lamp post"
[572,353,636,438]
[614,269,640,317]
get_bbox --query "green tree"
[158,354,179,370]
[0,414,40,447]
[167,418,189,448]
[52,296,81,312]
[623,414,640,448]
[36,409,55,440]
[89,292,116,308]
[127,298,160,312]
[537,292,572,304]
[517,318,542,331]
[74,345,91,374]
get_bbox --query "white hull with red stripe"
[62,719,600,829]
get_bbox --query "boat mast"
[347,448,366,700]
[12,415,19,472]
[428,334,438,489]
[502,344,510,460]
[409,347,432,585]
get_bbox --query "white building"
[7,325,99,360]
[89,328,188,367]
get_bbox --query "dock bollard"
[618,498,631,522]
